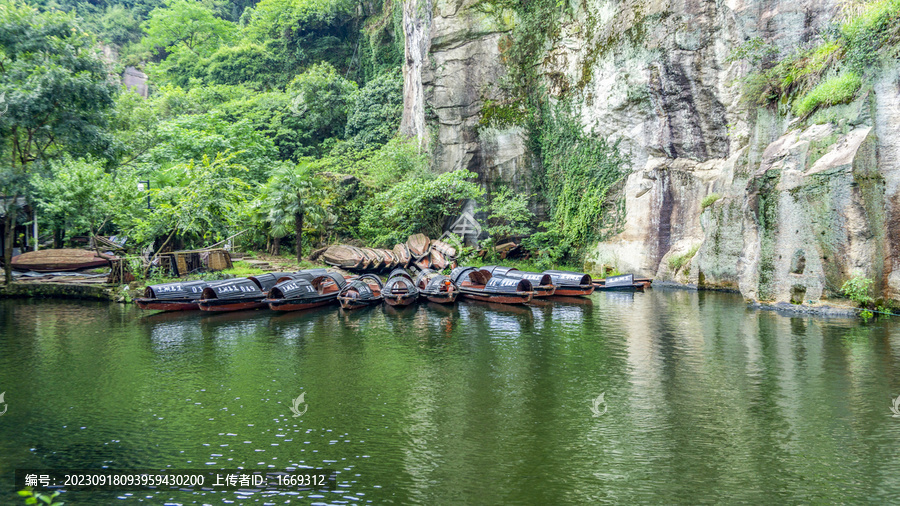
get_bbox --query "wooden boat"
[414,268,458,304]
[266,272,347,311]
[378,249,397,270]
[415,254,432,271]
[542,270,595,297]
[361,248,384,270]
[383,268,419,307]
[11,248,114,272]
[135,279,223,311]
[338,274,384,309]
[407,233,430,259]
[594,275,652,289]
[593,273,645,292]
[430,240,457,259]
[248,272,295,293]
[322,245,366,269]
[393,243,411,267]
[198,277,268,312]
[482,265,556,297]
[430,249,448,270]
[451,266,533,304]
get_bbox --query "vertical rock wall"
[402,0,900,304]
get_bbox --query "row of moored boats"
[134,266,652,313]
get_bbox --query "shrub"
[842,272,875,306]
[793,71,862,117]
[701,193,723,209]
[668,244,700,273]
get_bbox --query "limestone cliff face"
[402,0,900,304]
[402,0,530,186]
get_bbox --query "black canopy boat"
[414,268,458,304]
[383,268,419,307]
[135,279,228,311]
[593,273,645,292]
[481,265,556,297]
[198,277,268,312]
[337,274,384,310]
[593,274,652,289]
[542,270,595,297]
[451,266,533,305]
[266,272,347,311]
[247,272,296,293]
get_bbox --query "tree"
[141,0,236,57]
[30,158,116,246]
[287,62,358,155]
[125,152,252,253]
[257,163,328,261]
[0,1,118,283]
[345,68,403,149]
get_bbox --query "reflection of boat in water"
[460,298,535,316]
[199,308,274,325]
[423,300,459,316]
[549,296,595,307]
[602,291,636,304]
[141,309,204,324]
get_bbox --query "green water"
[1,290,900,504]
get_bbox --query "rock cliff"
[402,0,900,304]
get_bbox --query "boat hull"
[595,284,645,292]
[532,285,556,298]
[551,285,595,297]
[134,299,199,311]
[460,290,532,305]
[198,299,267,312]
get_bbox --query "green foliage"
[17,487,63,506]
[253,162,330,245]
[349,137,429,189]
[485,187,534,242]
[141,0,237,57]
[123,152,252,248]
[520,222,574,270]
[840,0,900,71]
[701,193,723,209]
[736,0,900,115]
[244,0,358,78]
[204,42,283,88]
[0,1,117,169]
[30,157,126,239]
[793,71,861,117]
[668,244,700,273]
[359,168,485,247]
[146,111,278,181]
[345,69,403,149]
[842,272,875,307]
[287,62,358,156]
[537,104,628,258]
[726,37,779,66]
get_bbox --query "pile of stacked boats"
[135,264,646,313]
[320,233,458,272]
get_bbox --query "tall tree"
[0,1,118,283]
